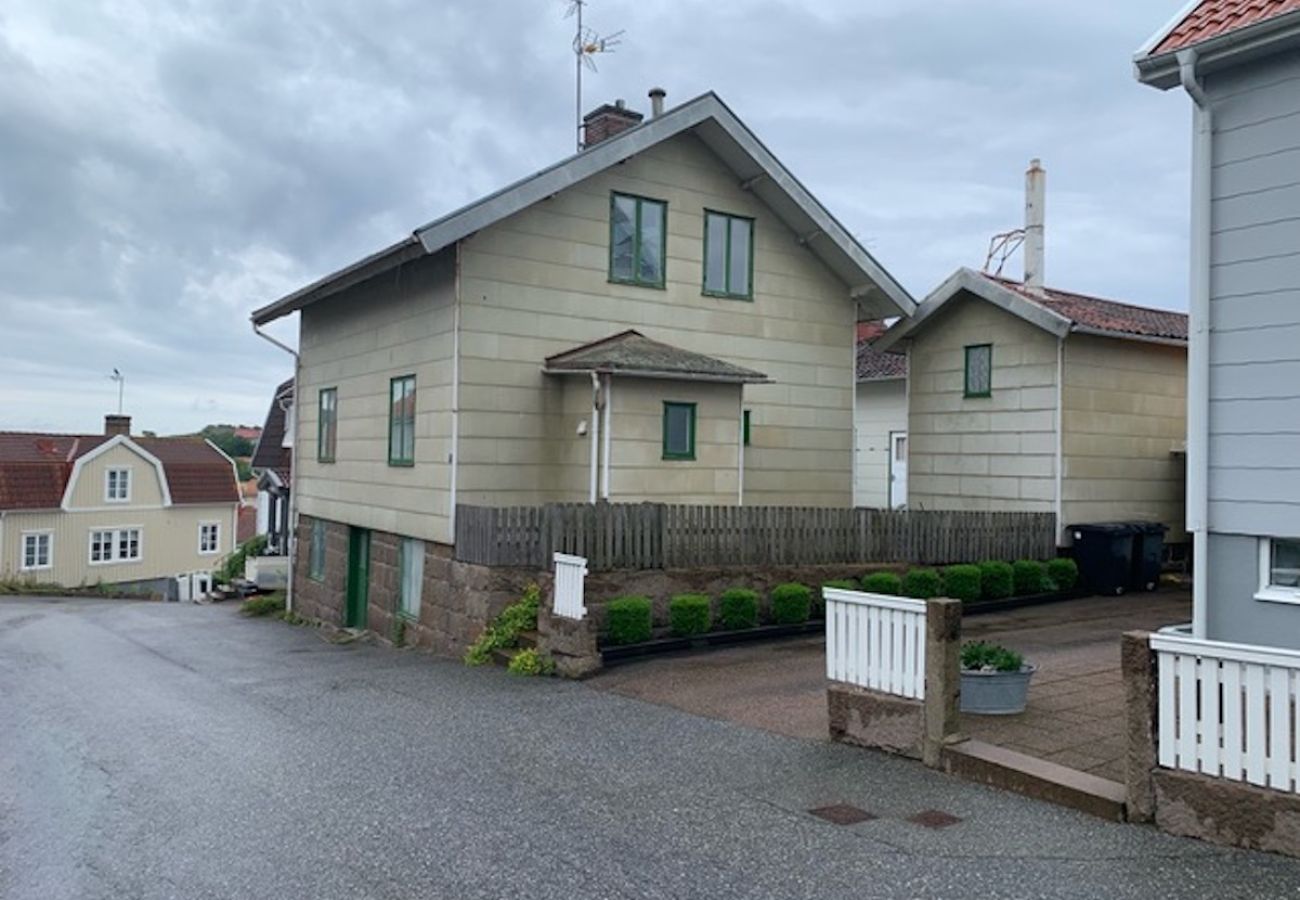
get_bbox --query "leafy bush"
[961,641,1025,673]
[718,588,759,630]
[240,593,285,617]
[941,564,983,603]
[978,561,1014,600]
[1047,558,1080,592]
[901,568,943,599]
[1012,560,1047,595]
[861,572,902,595]
[217,534,268,584]
[669,594,712,637]
[770,583,812,625]
[822,579,857,591]
[464,584,542,665]
[507,647,555,677]
[817,580,856,618]
[605,596,653,646]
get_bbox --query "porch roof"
[542,330,770,384]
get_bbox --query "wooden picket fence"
[454,503,1055,571]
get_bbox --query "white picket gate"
[1152,632,1300,794]
[552,552,588,620]
[824,587,927,700]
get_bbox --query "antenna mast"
[564,0,623,151]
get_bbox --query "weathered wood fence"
[454,503,1055,571]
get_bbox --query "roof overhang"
[542,366,769,385]
[1135,8,1300,89]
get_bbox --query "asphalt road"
[3,598,1298,900]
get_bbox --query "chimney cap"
[648,86,666,98]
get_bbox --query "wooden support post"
[923,597,962,768]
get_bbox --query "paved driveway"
[3,596,1295,899]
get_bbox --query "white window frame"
[398,537,424,620]
[198,522,221,556]
[20,531,53,571]
[1255,537,1300,605]
[88,526,144,566]
[105,467,132,503]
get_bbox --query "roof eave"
[250,237,424,325]
[1135,10,1300,89]
[1069,325,1188,348]
[541,366,770,385]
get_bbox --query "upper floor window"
[703,211,753,299]
[1258,538,1300,604]
[662,402,696,461]
[610,193,666,288]
[389,375,416,466]
[318,387,338,463]
[199,522,221,555]
[106,467,131,502]
[22,532,52,571]
[964,344,993,398]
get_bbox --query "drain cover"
[908,809,963,829]
[808,804,877,825]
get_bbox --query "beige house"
[875,268,1188,546]
[250,90,915,632]
[0,416,241,593]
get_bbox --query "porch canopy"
[541,330,770,383]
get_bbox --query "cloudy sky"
[0,0,1190,435]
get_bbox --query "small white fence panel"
[1152,632,1300,794]
[824,587,926,700]
[552,552,588,621]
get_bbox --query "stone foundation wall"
[293,517,350,625]
[827,684,924,758]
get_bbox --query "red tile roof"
[983,274,1188,343]
[1152,0,1300,54]
[856,320,907,381]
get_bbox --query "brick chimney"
[582,99,643,148]
[104,414,131,437]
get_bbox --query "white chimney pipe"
[649,87,666,118]
[1024,158,1046,290]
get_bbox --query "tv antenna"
[983,228,1025,277]
[564,0,623,151]
[109,368,125,414]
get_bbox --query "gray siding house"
[1137,1,1300,648]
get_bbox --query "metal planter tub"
[960,665,1036,715]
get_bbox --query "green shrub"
[605,596,653,646]
[941,564,983,603]
[901,568,943,599]
[239,593,285,617]
[861,572,902,595]
[822,579,857,591]
[465,584,542,665]
[1047,558,1080,592]
[216,534,269,584]
[718,588,759,630]
[978,561,1014,600]
[1012,560,1047,595]
[507,647,555,677]
[770,583,812,625]
[961,641,1025,673]
[669,593,712,637]
[818,580,856,618]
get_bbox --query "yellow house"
[0,416,241,594]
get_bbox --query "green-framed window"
[398,537,424,620]
[609,192,667,287]
[309,519,326,581]
[388,375,416,466]
[964,344,993,398]
[318,387,337,463]
[743,409,752,446]
[662,402,696,461]
[703,210,754,299]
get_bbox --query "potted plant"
[960,641,1035,715]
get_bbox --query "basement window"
[610,193,667,287]
[309,519,326,582]
[964,344,992,398]
[399,537,424,620]
[1257,538,1300,604]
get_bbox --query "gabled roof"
[250,92,915,326]
[856,321,906,382]
[542,330,769,384]
[251,378,294,484]
[1136,0,1300,88]
[874,268,1187,353]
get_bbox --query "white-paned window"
[90,527,142,565]
[398,537,424,620]
[106,467,131,502]
[1258,538,1300,604]
[21,532,52,570]
[309,519,326,581]
[199,522,221,555]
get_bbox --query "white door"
[888,431,908,509]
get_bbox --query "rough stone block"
[828,683,924,758]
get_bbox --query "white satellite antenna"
[564,0,624,151]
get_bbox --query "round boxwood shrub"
[1012,560,1047,596]
[941,564,983,603]
[718,588,759,630]
[901,567,943,599]
[605,596,653,645]
[770,583,812,624]
[668,593,712,637]
[861,571,902,595]
[1047,557,1079,592]
[978,561,1014,600]
[822,579,857,591]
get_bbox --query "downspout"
[737,391,745,506]
[1179,48,1212,640]
[1054,336,1065,545]
[589,372,601,504]
[253,322,300,615]
[600,374,612,499]
[449,244,462,538]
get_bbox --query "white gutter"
[737,392,745,506]
[1068,325,1187,348]
[253,322,300,614]
[850,329,859,509]
[600,374,612,500]
[1180,49,1212,640]
[449,245,462,537]
[589,372,600,504]
[1054,337,1065,545]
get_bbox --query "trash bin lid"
[1069,522,1137,535]
[1128,522,1168,534]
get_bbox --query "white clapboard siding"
[552,552,589,620]
[824,587,926,700]
[1152,632,1300,794]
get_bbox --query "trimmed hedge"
[822,579,857,591]
[941,564,983,603]
[1047,558,1079,592]
[1013,560,1047,596]
[719,588,760,630]
[861,571,902,595]
[770,583,812,625]
[902,567,943,599]
[606,596,653,645]
[669,593,712,637]
[978,561,1015,600]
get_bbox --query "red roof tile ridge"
[982,272,1185,320]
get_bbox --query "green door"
[346,527,370,629]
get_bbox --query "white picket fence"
[1152,632,1300,794]
[824,587,927,700]
[552,552,588,620]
